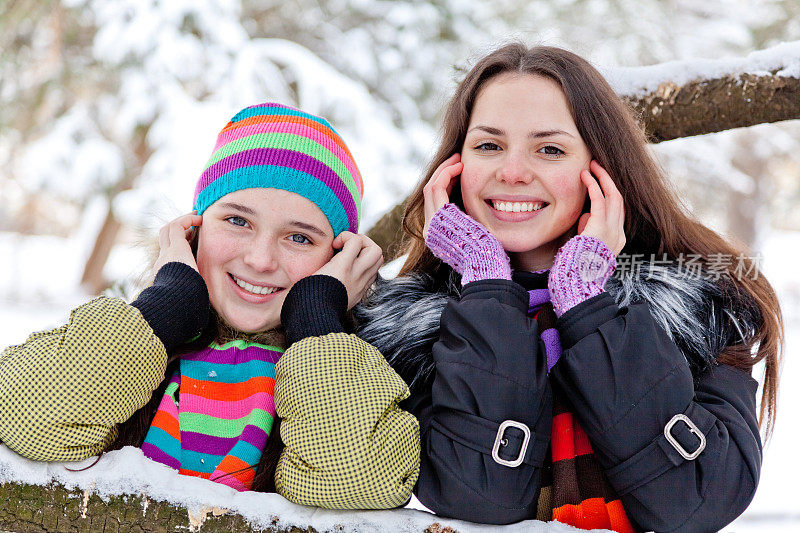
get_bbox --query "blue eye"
[290,234,311,244]
[475,142,501,151]
[538,145,565,156]
[226,216,248,227]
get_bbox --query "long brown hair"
[400,43,783,437]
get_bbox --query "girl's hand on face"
[153,212,203,274]
[577,160,626,255]
[423,153,463,239]
[314,232,384,310]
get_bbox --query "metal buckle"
[491,420,531,468]
[664,413,706,460]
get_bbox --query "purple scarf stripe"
[529,288,551,312]
[528,287,563,372]
[179,426,269,461]
[142,443,181,470]
[182,344,283,365]
[541,328,562,372]
[238,424,270,449]
[180,431,239,456]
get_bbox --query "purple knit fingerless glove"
[426,203,512,285]
[548,235,616,317]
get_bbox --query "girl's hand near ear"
[314,232,384,310]
[153,212,203,274]
[577,160,626,255]
[423,153,463,239]
[421,156,511,286]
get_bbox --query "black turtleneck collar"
[512,270,550,291]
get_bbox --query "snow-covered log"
[0,445,581,533]
[0,481,259,533]
[366,42,800,257]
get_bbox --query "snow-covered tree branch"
[612,41,800,142]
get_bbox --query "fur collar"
[353,264,759,395]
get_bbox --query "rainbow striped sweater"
[142,339,282,491]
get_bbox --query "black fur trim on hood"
[353,264,761,396]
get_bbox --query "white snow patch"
[379,254,408,280]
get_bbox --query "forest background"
[1,0,799,531]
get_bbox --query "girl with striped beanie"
[0,103,420,509]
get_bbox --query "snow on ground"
[1,228,799,531]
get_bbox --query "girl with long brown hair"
[355,44,782,532]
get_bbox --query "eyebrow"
[468,125,575,139]
[217,203,329,237]
[287,220,329,238]
[217,202,256,215]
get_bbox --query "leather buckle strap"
[431,410,548,468]
[605,402,716,496]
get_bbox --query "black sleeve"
[551,292,762,533]
[130,261,209,352]
[411,279,552,524]
[280,274,348,347]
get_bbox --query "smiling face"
[196,188,335,333]
[459,73,591,271]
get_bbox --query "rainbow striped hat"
[194,102,363,236]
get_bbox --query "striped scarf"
[528,288,636,533]
[141,340,282,491]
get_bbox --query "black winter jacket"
[354,264,763,532]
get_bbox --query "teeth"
[233,276,279,295]
[492,200,546,213]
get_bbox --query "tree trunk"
[79,201,124,295]
[79,126,152,294]
[365,200,408,261]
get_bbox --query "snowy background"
[2,0,799,531]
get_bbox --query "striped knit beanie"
[193,102,363,236]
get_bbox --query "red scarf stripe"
[150,400,180,441]
[551,412,576,462]
[211,455,255,486]
[553,497,612,530]
[553,497,636,532]
[608,499,637,533]
[178,468,210,478]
